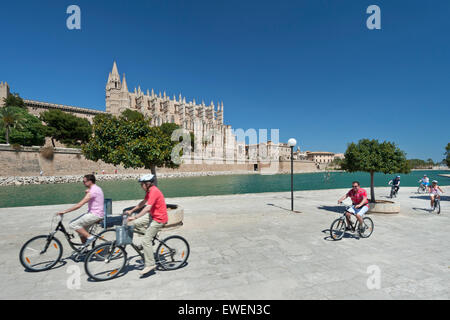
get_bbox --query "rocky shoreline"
[0,171,259,186]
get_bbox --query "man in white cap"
[125,174,168,275]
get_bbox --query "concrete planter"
[162,204,184,231]
[368,200,400,214]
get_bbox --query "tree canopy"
[407,158,434,169]
[120,109,145,122]
[445,143,450,167]
[341,139,410,202]
[2,93,26,109]
[82,113,180,182]
[0,106,26,145]
[40,109,92,147]
[0,107,45,146]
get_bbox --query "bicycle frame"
[48,218,107,253]
[112,228,176,265]
[340,207,363,231]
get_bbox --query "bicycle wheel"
[156,235,190,270]
[359,217,374,238]
[84,243,127,281]
[435,201,441,214]
[330,218,346,241]
[94,228,117,246]
[19,235,63,272]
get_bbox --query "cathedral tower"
[105,61,130,115]
[0,81,10,107]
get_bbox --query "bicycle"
[19,215,116,272]
[431,195,441,214]
[84,215,190,281]
[329,205,374,240]
[417,183,428,194]
[389,185,399,198]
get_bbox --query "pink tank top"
[88,184,105,218]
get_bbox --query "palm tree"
[0,107,26,144]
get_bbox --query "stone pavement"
[0,187,448,299]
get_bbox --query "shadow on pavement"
[321,229,360,241]
[267,203,302,213]
[412,207,432,213]
[23,260,68,273]
[317,205,343,213]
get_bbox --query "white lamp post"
[287,138,297,211]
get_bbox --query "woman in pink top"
[57,174,104,247]
[428,180,444,210]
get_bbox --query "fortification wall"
[0,145,318,179]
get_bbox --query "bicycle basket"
[115,225,134,246]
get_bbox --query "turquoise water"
[0,170,448,208]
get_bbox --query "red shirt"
[347,188,369,207]
[144,186,168,224]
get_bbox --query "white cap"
[138,174,155,183]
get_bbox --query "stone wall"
[0,145,318,179]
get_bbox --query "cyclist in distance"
[419,174,430,188]
[429,180,444,210]
[388,175,401,195]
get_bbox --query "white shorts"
[69,213,102,231]
[347,206,369,217]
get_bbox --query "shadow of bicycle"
[317,206,343,214]
[410,195,449,201]
[267,203,302,213]
[321,228,360,241]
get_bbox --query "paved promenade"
[0,187,448,299]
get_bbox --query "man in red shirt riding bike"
[125,174,168,276]
[337,181,369,233]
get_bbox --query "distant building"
[306,151,344,164]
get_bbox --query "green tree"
[445,143,450,167]
[3,93,26,109]
[341,139,410,202]
[0,107,45,146]
[121,109,145,122]
[159,122,194,151]
[82,114,180,185]
[40,109,92,147]
[0,106,26,144]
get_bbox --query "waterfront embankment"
[0,171,258,187]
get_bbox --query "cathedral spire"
[112,61,119,77]
[121,74,128,92]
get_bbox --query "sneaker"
[359,226,366,234]
[82,237,96,248]
[139,265,156,275]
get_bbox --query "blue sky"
[1,0,449,161]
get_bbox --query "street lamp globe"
[287,138,297,147]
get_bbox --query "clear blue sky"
[1,0,449,161]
